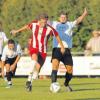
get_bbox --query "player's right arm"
[10,25,28,36]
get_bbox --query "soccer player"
[10,13,65,91]
[1,39,22,88]
[0,21,8,76]
[50,8,88,91]
[85,30,100,56]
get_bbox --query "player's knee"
[31,54,38,61]
[66,65,73,74]
[52,59,59,70]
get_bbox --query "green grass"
[0,77,100,100]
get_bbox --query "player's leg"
[63,48,73,92]
[51,59,59,83]
[26,53,38,91]
[10,56,18,76]
[5,63,12,88]
[26,52,46,92]
[64,65,73,91]
[51,48,61,83]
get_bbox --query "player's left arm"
[13,56,21,66]
[11,56,21,72]
[11,44,22,71]
[55,35,65,54]
[76,8,88,25]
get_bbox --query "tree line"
[0,0,100,52]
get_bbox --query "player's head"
[37,13,48,27]
[58,11,68,23]
[8,39,15,50]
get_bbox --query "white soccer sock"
[8,81,12,85]
[27,60,37,82]
[32,71,39,80]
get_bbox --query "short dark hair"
[59,11,68,17]
[37,13,48,20]
[8,39,15,45]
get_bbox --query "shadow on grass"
[69,98,100,100]
[73,88,100,92]
[71,82,100,86]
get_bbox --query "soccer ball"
[50,82,61,93]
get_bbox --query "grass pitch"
[0,77,100,100]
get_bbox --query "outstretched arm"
[76,8,88,25]
[10,25,28,36]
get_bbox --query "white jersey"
[0,32,8,54]
[1,43,22,61]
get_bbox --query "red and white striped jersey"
[28,20,58,53]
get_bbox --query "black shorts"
[37,53,46,67]
[5,56,17,65]
[51,48,73,66]
[0,55,2,61]
[5,56,18,74]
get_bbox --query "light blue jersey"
[52,21,77,48]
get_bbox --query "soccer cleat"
[26,81,32,92]
[64,83,72,92]
[6,84,12,88]
[66,85,72,92]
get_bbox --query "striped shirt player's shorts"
[51,48,73,66]
[29,48,46,67]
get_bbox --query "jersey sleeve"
[27,22,33,30]
[70,20,77,28]
[27,20,38,30]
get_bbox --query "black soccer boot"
[26,81,32,92]
[64,82,72,92]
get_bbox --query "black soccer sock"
[51,70,57,83]
[6,72,11,82]
[9,71,14,77]
[64,72,72,86]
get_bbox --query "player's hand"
[61,47,65,54]
[10,30,17,36]
[83,8,88,16]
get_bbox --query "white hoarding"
[15,56,100,76]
